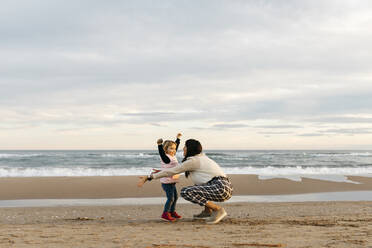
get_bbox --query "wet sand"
[0,175,371,200]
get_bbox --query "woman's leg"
[204,206,213,213]
[180,177,232,223]
[161,183,175,213]
[180,177,232,206]
[205,201,221,211]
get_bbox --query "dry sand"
[0,202,371,248]
[0,175,371,247]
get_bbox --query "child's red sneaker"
[171,211,182,219]
[161,212,176,222]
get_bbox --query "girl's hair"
[163,140,177,153]
[182,139,202,178]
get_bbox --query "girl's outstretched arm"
[175,133,182,151]
[157,138,171,163]
[137,169,160,187]
[137,176,148,187]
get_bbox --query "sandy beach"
[0,202,371,248]
[0,175,371,248]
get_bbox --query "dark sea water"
[0,150,371,182]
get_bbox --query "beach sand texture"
[0,202,371,248]
[0,175,371,247]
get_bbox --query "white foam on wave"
[0,167,151,177]
[310,152,372,157]
[100,153,157,158]
[0,153,43,158]
[0,166,371,184]
[224,166,372,183]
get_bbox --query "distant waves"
[0,150,371,182]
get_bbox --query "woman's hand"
[137,176,148,187]
[157,138,163,145]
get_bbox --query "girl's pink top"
[160,154,180,184]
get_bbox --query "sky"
[1,0,372,150]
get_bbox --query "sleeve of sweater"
[158,144,170,164]
[152,157,199,179]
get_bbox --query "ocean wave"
[0,167,152,177]
[0,153,44,158]
[0,165,371,178]
[205,152,232,157]
[310,152,372,157]
[100,153,157,158]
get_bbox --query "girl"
[156,133,182,221]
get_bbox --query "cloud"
[258,131,293,135]
[1,1,372,148]
[211,124,249,129]
[297,127,372,137]
[149,123,167,127]
[2,1,372,88]
[254,124,302,129]
[320,128,372,135]
[307,116,372,124]
[297,133,327,137]
[121,112,176,117]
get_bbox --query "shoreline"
[0,174,371,200]
[1,191,372,208]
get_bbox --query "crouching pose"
[138,139,233,224]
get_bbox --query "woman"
[138,139,233,224]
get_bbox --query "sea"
[0,150,371,183]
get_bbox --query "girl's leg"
[161,183,175,213]
[170,185,178,213]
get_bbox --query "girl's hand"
[152,169,161,174]
[157,138,163,145]
[176,133,182,139]
[137,176,148,187]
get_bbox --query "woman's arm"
[152,157,199,179]
[138,158,199,187]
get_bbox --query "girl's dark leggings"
[161,183,178,213]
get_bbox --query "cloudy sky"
[1,0,372,150]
